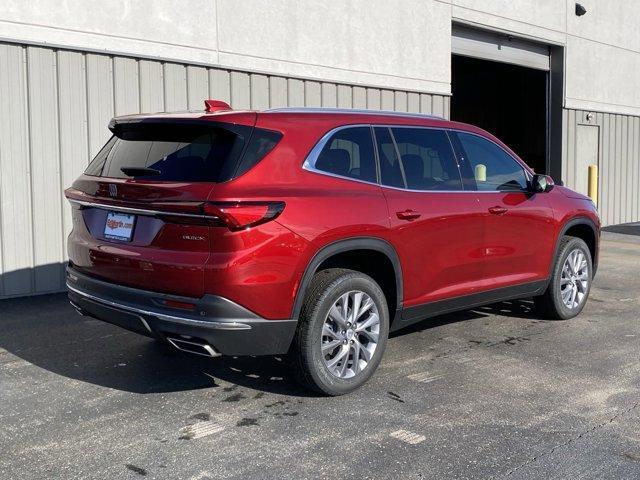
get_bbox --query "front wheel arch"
[551,217,599,276]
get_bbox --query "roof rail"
[263,107,444,120]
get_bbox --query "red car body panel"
[66,107,601,335]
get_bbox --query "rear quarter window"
[313,126,377,183]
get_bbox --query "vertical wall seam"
[111,55,117,119]
[24,46,36,293]
[83,52,91,164]
[55,49,66,283]
[162,62,168,111]
[185,64,191,111]
[137,58,143,113]
[229,69,234,107]
[248,72,252,109]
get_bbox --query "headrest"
[401,154,424,180]
[316,148,350,176]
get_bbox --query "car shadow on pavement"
[0,293,310,397]
[389,298,543,337]
[0,293,543,395]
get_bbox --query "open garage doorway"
[451,55,548,173]
[450,25,562,176]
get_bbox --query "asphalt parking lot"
[1,235,639,480]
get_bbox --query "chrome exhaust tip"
[167,337,221,358]
[69,300,85,316]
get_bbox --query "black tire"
[534,236,593,320]
[290,268,389,396]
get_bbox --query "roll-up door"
[452,25,550,71]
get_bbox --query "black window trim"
[450,130,533,193]
[302,123,533,194]
[387,126,465,192]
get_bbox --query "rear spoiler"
[108,99,243,133]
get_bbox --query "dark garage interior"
[451,55,548,174]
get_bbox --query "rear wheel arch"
[292,238,403,323]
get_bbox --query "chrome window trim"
[67,198,219,220]
[302,124,378,185]
[303,123,533,194]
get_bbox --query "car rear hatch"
[65,112,282,298]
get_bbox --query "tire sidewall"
[305,274,389,396]
[551,238,593,319]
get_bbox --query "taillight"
[204,202,285,231]
[64,188,284,231]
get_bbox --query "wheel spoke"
[328,304,347,329]
[322,323,339,340]
[338,349,350,377]
[566,252,574,274]
[322,339,342,353]
[340,293,349,324]
[351,341,361,375]
[350,292,362,324]
[570,285,578,307]
[356,298,374,321]
[325,344,349,370]
[360,343,373,362]
[359,329,379,343]
[355,312,379,332]
[577,280,588,293]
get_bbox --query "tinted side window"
[391,128,462,191]
[374,127,405,188]
[234,129,282,178]
[85,136,116,176]
[314,127,376,183]
[456,132,528,191]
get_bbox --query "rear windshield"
[85,122,281,182]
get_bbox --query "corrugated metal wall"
[0,42,450,299]
[562,109,640,227]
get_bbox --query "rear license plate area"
[104,211,136,242]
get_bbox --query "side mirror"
[532,174,554,193]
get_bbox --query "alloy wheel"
[560,248,589,309]
[321,290,380,379]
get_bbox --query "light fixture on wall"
[575,3,587,16]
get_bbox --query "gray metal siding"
[562,109,640,227]
[0,41,450,299]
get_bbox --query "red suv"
[65,101,600,395]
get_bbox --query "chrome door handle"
[488,206,508,215]
[396,210,421,221]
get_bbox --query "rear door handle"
[396,209,421,221]
[488,206,508,215]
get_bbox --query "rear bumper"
[66,267,297,356]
